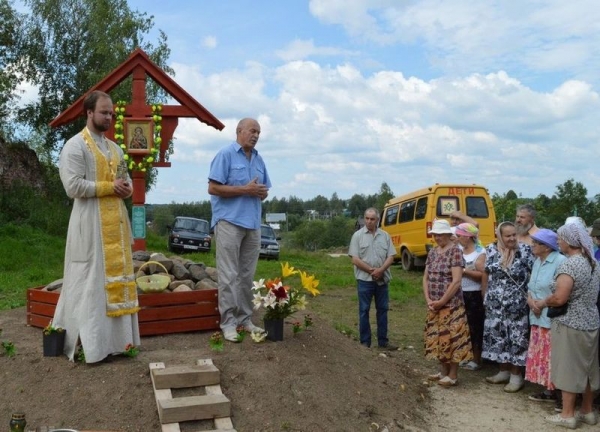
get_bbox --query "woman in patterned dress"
[535,223,600,428]
[423,219,473,387]
[482,221,534,393]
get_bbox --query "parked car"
[167,217,211,253]
[259,224,280,260]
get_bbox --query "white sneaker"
[576,410,598,425]
[244,323,265,333]
[223,329,240,343]
[544,413,577,429]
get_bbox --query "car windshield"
[261,225,276,239]
[175,218,209,233]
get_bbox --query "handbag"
[547,303,568,318]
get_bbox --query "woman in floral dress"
[423,219,473,387]
[482,221,534,393]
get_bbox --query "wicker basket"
[136,261,171,293]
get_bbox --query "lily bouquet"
[252,262,320,320]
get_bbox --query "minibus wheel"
[401,249,415,271]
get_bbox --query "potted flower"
[252,262,320,341]
[42,321,65,357]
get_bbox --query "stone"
[170,261,191,280]
[205,267,218,282]
[132,250,151,262]
[195,278,218,290]
[170,280,194,290]
[45,279,63,291]
[188,264,209,282]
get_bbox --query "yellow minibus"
[380,184,497,270]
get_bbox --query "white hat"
[429,219,453,235]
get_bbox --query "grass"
[0,226,427,352]
[0,224,66,309]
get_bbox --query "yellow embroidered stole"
[81,128,140,317]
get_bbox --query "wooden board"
[27,286,220,336]
[158,394,230,424]
[149,360,236,432]
[151,364,220,389]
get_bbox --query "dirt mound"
[0,307,427,431]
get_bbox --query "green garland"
[113,100,162,172]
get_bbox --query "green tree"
[18,0,173,156]
[374,182,394,212]
[0,0,25,135]
[346,194,367,218]
[549,178,595,227]
[329,192,345,216]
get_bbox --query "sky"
[18,0,600,204]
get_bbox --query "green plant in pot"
[42,320,66,357]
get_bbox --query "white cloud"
[275,39,357,61]
[201,36,217,49]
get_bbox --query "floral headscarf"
[557,223,596,269]
[496,221,517,269]
[455,222,484,250]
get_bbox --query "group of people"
[54,90,270,362]
[423,204,600,429]
[49,90,600,430]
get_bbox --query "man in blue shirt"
[208,118,271,342]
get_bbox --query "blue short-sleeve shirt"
[208,142,271,230]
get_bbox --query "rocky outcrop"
[43,251,218,293]
[0,140,47,193]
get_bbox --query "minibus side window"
[384,205,399,226]
[436,196,459,217]
[415,197,427,220]
[466,196,489,218]
[399,200,416,223]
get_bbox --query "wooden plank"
[151,364,220,389]
[139,289,218,306]
[198,359,236,431]
[27,313,52,329]
[138,303,218,322]
[27,287,59,304]
[149,362,182,432]
[28,301,56,317]
[157,394,230,424]
[139,316,220,336]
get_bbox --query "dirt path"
[426,364,554,431]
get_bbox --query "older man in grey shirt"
[348,207,397,350]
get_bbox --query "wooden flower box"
[27,286,220,336]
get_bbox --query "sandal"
[427,372,444,381]
[461,361,481,371]
[438,376,457,387]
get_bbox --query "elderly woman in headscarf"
[423,219,473,387]
[455,222,486,371]
[524,229,566,404]
[482,221,534,393]
[534,223,600,429]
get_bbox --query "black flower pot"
[263,318,284,342]
[43,331,66,357]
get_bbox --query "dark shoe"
[378,343,398,351]
[555,397,563,413]
[528,390,557,402]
